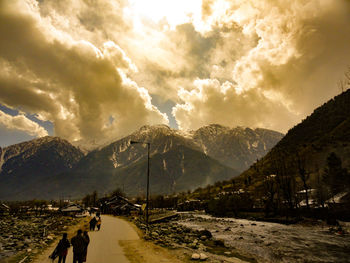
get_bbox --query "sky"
[0,0,350,147]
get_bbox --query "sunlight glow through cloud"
[128,0,202,29]
[0,0,350,146]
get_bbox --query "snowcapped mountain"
[93,124,200,169]
[79,124,283,173]
[0,136,83,172]
[192,124,284,171]
[55,124,282,198]
[0,137,83,200]
[0,124,283,199]
[56,124,236,197]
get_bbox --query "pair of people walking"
[50,230,89,263]
[71,230,90,263]
[89,216,102,231]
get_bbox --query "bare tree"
[296,153,310,209]
[314,164,328,208]
[263,174,277,216]
[273,151,296,214]
[338,66,350,93]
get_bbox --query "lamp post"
[130,140,150,227]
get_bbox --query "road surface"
[66,215,139,263]
[35,215,139,263]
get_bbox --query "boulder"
[191,253,200,260]
[200,253,208,261]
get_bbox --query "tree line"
[194,151,350,221]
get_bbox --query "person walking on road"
[82,231,90,262]
[71,230,88,263]
[89,217,97,231]
[57,233,70,263]
[49,233,70,263]
[96,217,102,231]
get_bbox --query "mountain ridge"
[0,124,283,200]
[190,90,350,208]
[0,136,84,200]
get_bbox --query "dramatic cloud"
[0,0,168,144]
[173,79,299,131]
[0,110,48,137]
[174,0,350,132]
[1,0,349,146]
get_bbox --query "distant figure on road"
[96,217,102,231]
[89,217,97,231]
[71,230,88,263]
[82,231,90,262]
[49,233,70,263]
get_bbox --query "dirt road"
[34,215,139,263]
[66,215,139,263]
[33,214,247,263]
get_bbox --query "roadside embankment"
[0,213,87,263]
[128,213,252,263]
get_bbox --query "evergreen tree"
[323,152,348,198]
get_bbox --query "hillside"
[61,124,281,198]
[0,137,84,200]
[190,90,350,215]
[0,124,282,200]
[248,89,350,182]
[50,125,239,198]
[45,145,237,198]
[72,124,283,173]
[193,124,283,171]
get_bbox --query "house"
[101,195,141,215]
[326,191,350,209]
[60,204,83,216]
[297,189,317,208]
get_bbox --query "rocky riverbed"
[0,213,81,263]
[135,214,256,262]
[135,212,350,263]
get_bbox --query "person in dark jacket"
[89,217,97,231]
[57,233,70,263]
[96,217,102,231]
[49,233,70,263]
[71,230,88,263]
[82,231,90,262]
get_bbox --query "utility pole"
[130,140,151,228]
[146,142,150,226]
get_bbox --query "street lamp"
[130,140,150,227]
